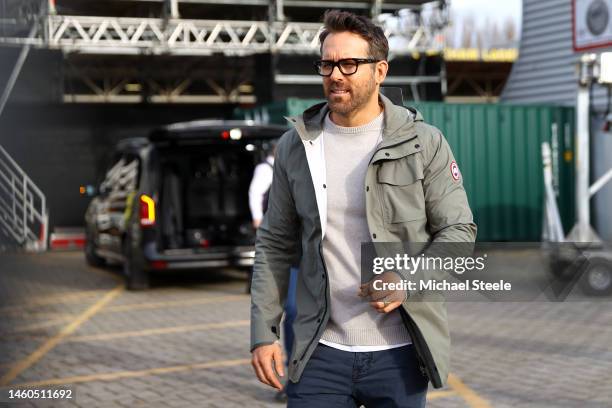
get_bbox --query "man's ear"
[375,60,389,85]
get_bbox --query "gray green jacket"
[250,93,477,388]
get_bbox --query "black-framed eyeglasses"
[313,58,381,77]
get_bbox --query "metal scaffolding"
[0,13,445,56]
[0,0,449,103]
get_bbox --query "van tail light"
[151,260,168,269]
[140,194,156,227]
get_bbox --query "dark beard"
[326,78,376,116]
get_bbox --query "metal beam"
[62,61,254,104]
[111,0,417,9]
[62,94,255,103]
[275,74,441,84]
[0,13,445,56]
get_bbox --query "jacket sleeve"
[393,128,477,297]
[250,134,300,351]
[422,129,477,243]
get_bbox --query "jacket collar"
[286,93,424,144]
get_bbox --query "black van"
[84,120,285,289]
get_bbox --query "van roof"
[150,120,287,141]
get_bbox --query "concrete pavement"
[0,251,610,407]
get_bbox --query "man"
[250,10,476,407]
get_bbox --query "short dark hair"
[318,10,389,61]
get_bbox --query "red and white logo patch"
[450,161,461,181]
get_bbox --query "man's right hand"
[251,341,285,390]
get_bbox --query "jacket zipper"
[297,240,329,362]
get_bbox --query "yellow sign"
[443,48,518,62]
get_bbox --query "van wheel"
[580,259,612,296]
[85,232,105,267]
[123,239,150,291]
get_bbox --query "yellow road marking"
[0,290,106,315]
[0,284,124,386]
[14,311,78,319]
[65,320,250,342]
[101,294,248,313]
[427,390,456,400]
[3,317,75,334]
[9,358,251,388]
[448,373,492,408]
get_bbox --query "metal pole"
[440,57,447,98]
[276,0,285,21]
[371,0,382,18]
[268,0,276,52]
[574,54,595,242]
[169,0,179,18]
[48,0,56,15]
[0,22,37,118]
[589,167,612,197]
[22,176,27,242]
[542,142,564,242]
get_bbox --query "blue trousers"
[286,343,428,408]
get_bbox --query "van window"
[100,155,140,195]
[158,144,261,248]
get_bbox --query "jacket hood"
[285,93,424,142]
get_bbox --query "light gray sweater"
[320,111,411,347]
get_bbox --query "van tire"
[123,238,150,291]
[85,232,106,267]
[580,258,612,296]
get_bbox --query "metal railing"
[0,144,48,251]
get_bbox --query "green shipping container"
[234,99,575,241]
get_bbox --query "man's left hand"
[369,300,403,313]
[359,271,407,314]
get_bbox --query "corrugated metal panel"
[235,99,575,241]
[501,0,612,111]
[501,0,576,106]
[412,102,575,241]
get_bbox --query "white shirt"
[248,156,274,222]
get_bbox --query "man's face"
[320,32,380,116]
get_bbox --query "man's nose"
[329,65,345,81]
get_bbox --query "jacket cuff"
[251,320,281,351]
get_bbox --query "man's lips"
[330,89,350,95]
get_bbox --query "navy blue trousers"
[286,343,428,408]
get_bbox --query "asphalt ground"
[0,250,610,408]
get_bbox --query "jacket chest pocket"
[377,155,426,223]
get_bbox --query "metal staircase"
[0,144,48,251]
